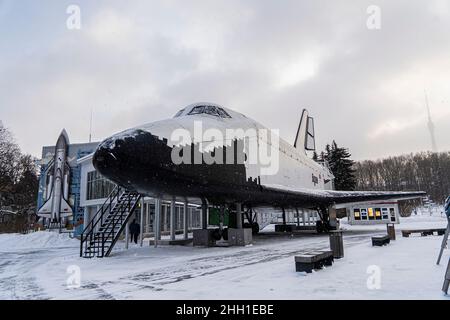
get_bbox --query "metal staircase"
[80,186,141,258]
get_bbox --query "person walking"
[129,219,140,244]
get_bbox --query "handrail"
[103,193,135,246]
[81,185,122,235]
[80,185,123,257]
[103,197,128,248]
[80,186,142,258]
[104,193,141,257]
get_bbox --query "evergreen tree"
[321,141,356,191]
[312,151,319,162]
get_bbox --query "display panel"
[361,208,368,220]
[390,208,396,222]
[354,209,361,220]
[382,208,389,220]
[368,208,375,220]
[375,208,382,220]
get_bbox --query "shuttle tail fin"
[294,109,316,152]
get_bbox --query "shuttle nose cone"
[93,129,140,177]
[93,147,119,173]
[93,129,172,189]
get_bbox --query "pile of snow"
[0,231,78,252]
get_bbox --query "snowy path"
[0,213,448,300]
[0,231,397,299]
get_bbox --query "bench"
[295,250,334,273]
[402,228,447,238]
[372,235,390,246]
[275,224,296,232]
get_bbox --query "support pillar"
[139,198,144,247]
[125,220,130,250]
[236,203,243,229]
[329,206,337,229]
[201,198,208,230]
[145,203,150,234]
[296,208,300,227]
[154,197,161,247]
[443,258,450,294]
[282,207,286,225]
[170,197,176,241]
[183,201,188,240]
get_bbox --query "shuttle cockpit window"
[188,105,232,118]
[174,109,185,118]
[217,107,232,118]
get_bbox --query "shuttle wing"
[37,192,53,218]
[37,190,73,218]
[262,184,425,207]
[60,198,73,218]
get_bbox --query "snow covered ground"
[0,211,449,300]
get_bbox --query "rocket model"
[38,129,73,223]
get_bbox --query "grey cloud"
[0,0,448,159]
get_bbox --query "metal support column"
[139,198,144,247]
[201,199,208,230]
[282,207,286,225]
[236,203,243,229]
[443,258,450,294]
[125,220,130,250]
[170,197,176,241]
[183,200,188,240]
[437,219,450,265]
[154,197,161,247]
[296,208,300,227]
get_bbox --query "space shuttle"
[92,103,424,230]
[38,129,73,223]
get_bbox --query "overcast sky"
[0,0,449,160]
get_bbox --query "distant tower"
[89,108,93,143]
[424,91,438,152]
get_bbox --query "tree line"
[315,141,449,204]
[354,152,450,204]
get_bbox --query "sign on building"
[347,202,400,225]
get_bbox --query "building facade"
[77,153,203,237]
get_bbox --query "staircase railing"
[104,192,141,257]
[79,185,123,257]
[80,185,142,258]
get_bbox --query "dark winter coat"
[129,222,140,235]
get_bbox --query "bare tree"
[0,121,38,220]
[354,152,450,204]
